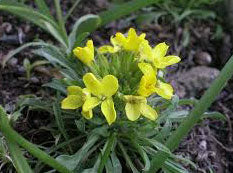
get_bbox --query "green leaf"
[110,152,122,173]
[202,112,226,121]
[64,0,81,22]
[0,0,58,31]
[1,42,50,68]
[56,135,100,171]
[136,11,167,25]
[130,139,150,171]
[32,47,80,80]
[19,97,52,112]
[68,14,101,52]
[98,133,116,173]
[168,110,189,122]
[99,0,161,26]
[44,21,68,48]
[35,0,54,21]
[43,79,67,94]
[53,102,70,149]
[163,159,189,173]
[7,140,33,173]
[118,141,139,173]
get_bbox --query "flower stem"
[0,106,72,173]
[148,55,233,172]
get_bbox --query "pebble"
[194,51,212,66]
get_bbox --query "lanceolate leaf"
[35,0,54,21]
[0,0,58,30]
[68,14,101,52]
[7,140,33,173]
[56,135,100,171]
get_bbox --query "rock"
[194,51,212,66]
[169,66,220,98]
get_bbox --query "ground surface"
[0,0,233,172]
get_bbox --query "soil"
[1,0,233,172]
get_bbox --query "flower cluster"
[62,28,181,125]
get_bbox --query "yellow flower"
[124,95,158,121]
[61,73,119,125]
[138,63,157,97]
[137,62,174,99]
[98,28,148,53]
[73,40,94,66]
[140,42,181,69]
[82,73,118,125]
[61,86,94,119]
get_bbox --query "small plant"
[0,28,230,173]
[136,0,222,26]
[23,58,49,80]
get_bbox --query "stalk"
[0,106,72,173]
[148,55,233,172]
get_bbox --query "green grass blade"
[110,152,122,173]
[130,139,150,171]
[56,135,100,171]
[118,141,139,173]
[44,21,68,48]
[98,133,116,173]
[1,42,52,68]
[35,0,54,21]
[0,106,72,173]
[0,1,58,30]
[64,0,81,22]
[148,55,233,172]
[53,102,72,153]
[7,140,33,173]
[99,0,161,26]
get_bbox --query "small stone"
[194,51,212,66]
[30,77,40,83]
[2,22,12,33]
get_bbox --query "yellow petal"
[101,75,119,97]
[125,28,147,51]
[67,86,83,95]
[112,33,127,47]
[138,63,156,76]
[73,40,94,66]
[98,45,115,54]
[157,55,181,69]
[124,95,147,104]
[82,110,93,119]
[86,40,94,52]
[101,98,116,125]
[83,73,103,96]
[82,88,91,98]
[139,41,153,61]
[138,75,156,97]
[61,95,83,109]
[152,42,169,59]
[82,97,101,112]
[140,103,158,120]
[125,102,141,121]
[155,80,174,100]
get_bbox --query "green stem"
[148,55,233,172]
[99,0,161,26]
[0,106,72,173]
